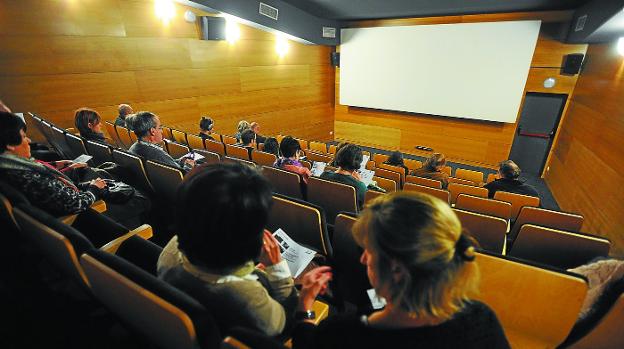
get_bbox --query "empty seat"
[404,158,422,171]
[403,183,450,204]
[331,213,372,312]
[85,140,113,167]
[365,160,376,170]
[441,166,452,176]
[372,176,397,192]
[508,206,584,242]
[309,141,327,154]
[508,224,610,269]
[104,121,122,148]
[193,150,221,165]
[116,126,134,150]
[372,153,389,165]
[455,168,484,184]
[164,139,190,159]
[65,133,89,160]
[80,249,221,349]
[328,144,337,154]
[494,191,540,220]
[145,161,184,203]
[295,138,308,150]
[262,166,304,200]
[49,126,73,158]
[453,209,507,254]
[305,151,332,164]
[223,157,256,168]
[474,251,588,348]
[377,163,406,185]
[267,194,331,256]
[210,133,222,143]
[455,194,512,221]
[405,175,442,189]
[364,190,386,205]
[225,144,251,160]
[187,134,206,150]
[251,150,277,167]
[374,168,402,188]
[162,126,174,141]
[204,139,225,156]
[112,150,154,194]
[171,129,188,144]
[275,135,285,143]
[447,176,475,186]
[222,135,237,145]
[448,183,488,204]
[307,177,358,226]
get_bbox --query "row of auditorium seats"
[23,112,622,348]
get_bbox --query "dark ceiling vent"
[259,2,278,20]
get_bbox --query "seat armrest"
[101,224,153,254]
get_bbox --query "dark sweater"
[484,178,541,201]
[129,141,185,171]
[293,301,510,349]
[320,172,367,210]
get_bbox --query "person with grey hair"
[250,121,266,144]
[127,111,194,172]
[114,103,134,127]
[484,160,540,200]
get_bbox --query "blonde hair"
[424,153,446,171]
[237,120,250,134]
[353,192,479,320]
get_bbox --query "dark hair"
[241,129,255,145]
[175,163,273,269]
[126,111,157,138]
[424,153,446,171]
[385,151,405,166]
[279,136,301,158]
[199,116,214,132]
[74,108,101,137]
[499,160,521,179]
[0,111,26,152]
[263,137,280,157]
[118,104,133,119]
[335,144,363,171]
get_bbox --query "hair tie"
[454,233,475,262]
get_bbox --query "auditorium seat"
[116,126,134,150]
[267,194,332,256]
[309,141,328,154]
[85,140,113,167]
[172,129,188,144]
[331,213,372,313]
[210,133,223,143]
[222,330,288,349]
[447,176,475,186]
[372,176,397,192]
[104,121,122,148]
[441,166,452,176]
[251,150,277,167]
[365,190,386,205]
[204,139,226,156]
[405,175,443,189]
[186,134,205,151]
[162,126,174,141]
[455,168,484,184]
[307,177,358,226]
[305,150,333,164]
[225,144,251,160]
[377,163,406,183]
[80,249,221,349]
[453,208,507,254]
[295,138,309,150]
[223,156,256,168]
[474,251,588,348]
[493,191,540,220]
[566,294,624,349]
[328,144,337,154]
[455,194,512,221]
[372,153,389,165]
[374,168,402,188]
[508,206,584,242]
[486,173,497,183]
[145,161,184,203]
[403,183,450,204]
[50,126,74,158]
[164,139,190,159]
[508,224,610,269]
[448,183,488,204]
[404,159,422,172]
[262,166,304,200]
[65,133,89,160]
[365,160,376,170]
[222,135,237,145]
[275,135,285,143]
[112,150,154,194]
[129,130,138,143]
[193,150,221,165]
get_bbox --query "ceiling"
[277,0,592,21]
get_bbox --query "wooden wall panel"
[336,14,587,167]
[545,43,624,256]
[0,0,334,142]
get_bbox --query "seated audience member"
[293,192,510,349]
[114,103,133,127]
[383,150,409,174]
[198,116,215,141]
[237,129,257,158]
[484,160,541,200]
[263,137,280,157]
[274,136,311,184]
[411,153,449,188]
[157,163,330,336]
[0,112,150,228]
[74,107,107,143]
[235,120,251,142]
[329,142,349,167]
[127,111,194,172]
[250,122,267,144]
[320,144,367,209]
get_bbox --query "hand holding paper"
[259,230,282,266]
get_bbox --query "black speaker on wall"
[199,16,225,40]
[331,52,340,67]
[562,53,584,75]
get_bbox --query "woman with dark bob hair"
[74,107,107,143]
[320,143,367,209]
[293,192,510,348]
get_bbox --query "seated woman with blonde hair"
[293,192,510,348]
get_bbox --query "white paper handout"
[311,162,327,177]
[367,288,387,310]
[72,154,93,164]
[272,228,316,278]
[184,152,205,161]
[359,154,370,171]
[357,169,375,187]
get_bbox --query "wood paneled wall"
[545,43,624,257]
[335,12,587,168]
[0,0,334,142]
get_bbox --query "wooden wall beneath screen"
[334,12,587,168]
[0,0,334,142]
[545,43,624,257]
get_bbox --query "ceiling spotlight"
[225,17,241,43]
[155,0,175,23]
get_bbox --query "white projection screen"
[339,21,541,123]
